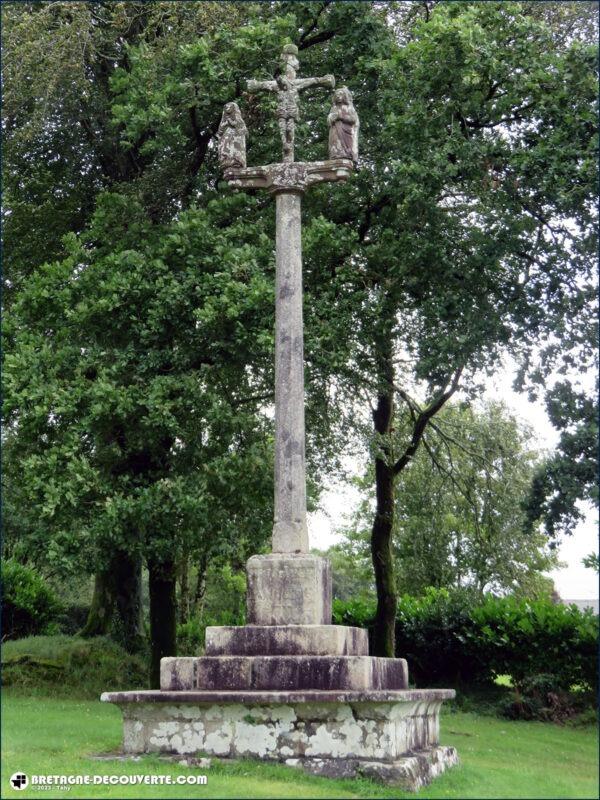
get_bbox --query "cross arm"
[247,79,277,93]
[224,158,354,192]
[294,75,335,91]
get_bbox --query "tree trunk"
[370,342,398,658]
[148,557,177,688]
[113,552,144,653]
[78,571,114,638]
[178,553,190,625]
[193,553,208,617]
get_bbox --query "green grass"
[1,692,598,799]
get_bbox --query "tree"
[3,191,278,682]
[1,1,358,679]
[3,1,597,666]
[331,402,560,600]
[525,381,598,541]
[299,1,597,654]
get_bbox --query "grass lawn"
[1,692,598,799]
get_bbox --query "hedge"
[333,588,598,692]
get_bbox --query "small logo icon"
[10,773,28,791]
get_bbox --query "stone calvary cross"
[102,45,458,790]
[218,43,358,557]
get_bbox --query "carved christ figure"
[247,44,334,161]
[217,102,248,169]
[328,87,359,163]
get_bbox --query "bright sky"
[308,358,599,601]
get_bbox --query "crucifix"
[218,44,359,555]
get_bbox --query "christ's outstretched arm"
[294,75,335,91]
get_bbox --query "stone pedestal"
[246,554,331,625]
[102,555,458,789]
[101,690,457,792]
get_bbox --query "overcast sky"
[308,358,598,601]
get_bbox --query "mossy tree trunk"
[148,557,177,688]
[178,552,190,625]
[370,338,397,658]
[193,552,208,618]
[113,552,144,653]
[79,550,143,654]
[79,570,115,638]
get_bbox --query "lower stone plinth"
[101,689,457,789]
[288,746,459,791]
[160,655,408,691]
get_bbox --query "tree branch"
[392,365,463,475]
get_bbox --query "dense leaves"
[1,560,62,639]
[2,2,597,660]
[334,589,598,693]
[328,402,559,598]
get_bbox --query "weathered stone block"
[289,746,459,791]
[101,688,458,788]
[246,554,331,625]
[205,625,368,656]
[161,656,408,692]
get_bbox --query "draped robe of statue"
[328,87,359,163]
[217,102,247,169]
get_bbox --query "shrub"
[177,618,205,654]
[395,588,485,686]
[498,673,587,723]
[472,595,598,693]
[333,589,598,695]
[1,560,62,639]
[1,635,147,698]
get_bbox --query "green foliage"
[1,560,62,639]
[471,594,598,693]
[497,672,590,723]
[334,589,598,693]
[177,564,247,653]
[525,383,598,539]
[582,552,599,573]
[331,402,559,598]
[1,635,147,698]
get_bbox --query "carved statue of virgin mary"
[217,102,248,169]
[327,87,359,162]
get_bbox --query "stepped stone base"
[205,624,368,656]
[161,656,408,691]
[289,746,459,790]
[101,689,457,789]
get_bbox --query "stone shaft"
[273,189,308,554]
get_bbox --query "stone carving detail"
[217,102,247,169]
[246,44,334,163]
[269,162,309,193]
[328,87,359,162]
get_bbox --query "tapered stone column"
[273,190,308,553]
